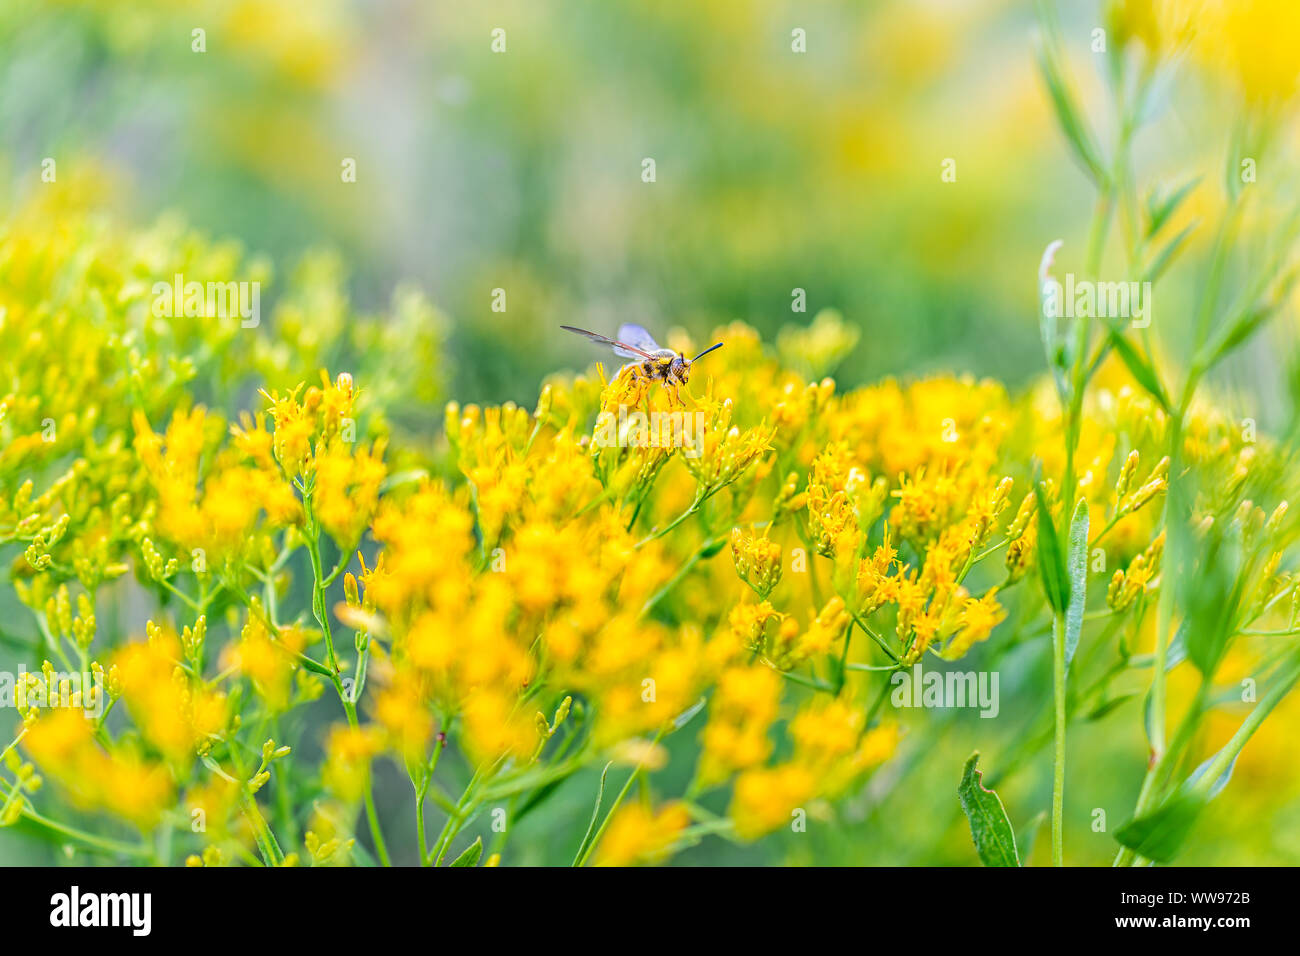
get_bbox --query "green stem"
[1051,609,1066,867]
[415,790,428,865]
[3,787,150,860]
[635,491,704,549]
[641,535,722,616]
[303,489,390,866]
[575,726,666,866]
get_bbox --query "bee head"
[671,354,690,385]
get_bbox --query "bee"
[560,324,723,402]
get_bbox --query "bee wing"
[560,325,654,359]
[616,323,661,354]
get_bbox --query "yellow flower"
[730,526,783,597]
[321,725,382,805]
[594,802,690,866]
[697,665,782,785]
[313,437,387,547]
[221,617,304,711]
[797,596,850,658]
[943,588,1007,660]
[23,709,172,831]
[115,630,230,761]
[1201,0,1300,104]
[730,763,816,840]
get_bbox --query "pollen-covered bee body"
[635,348,691,387]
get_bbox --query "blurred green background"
[3,0,1087,406]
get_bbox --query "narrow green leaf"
[513,768,579,824]
[1034,481,1068,615]
[1166,624,1188,672]
[958,753,1020,867]
[1085,691,1138,721]
[1064,497,1089,669]
[1199,266,1299,372]
[448,836,483,867]
[672,696,708,730]
[699,538,728,559]
[1183,538,1241,677]
[1016,810,1048,864]
[570,761,614,866]
[1188,749,1239,801]
[1114,791,1205,864]
[1142,220,1198,283]
[1108,330,1170,411]
[1145,177,1200,239]
[1140,622,1190,749]
[379,468,430,493]
[1203,304,1274,370]
[1036,44,1107,185]
[1123,711,1242,864]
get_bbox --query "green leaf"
[570,761,614,866]
[1036,43,1107,185]
[1085,692,1138,721]
[1064,497,1089,669]
[1183,537,1241,677]
[1117,733,1241,864]
[1016,810,1048,864]
[513,769,579,824]
[1188,749,1239,801]
[671,696,708,730]
[448,836,483,867]
[1198,265,1299,372]
[958,752,1021,867]
[1144,177,1200,239]
[1034,481,1068,615]
[1114,790,1205,864]
[1108,330,1170,411]
[1141,623,1189,750]
[379,468,430,493]
[699,538,728,559]
[1203,303,1278,370]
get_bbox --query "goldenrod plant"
[1,0,1299,869]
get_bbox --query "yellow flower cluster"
[3,197,1292,868]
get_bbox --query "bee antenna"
[690,342,724,363]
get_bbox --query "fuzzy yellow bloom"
[320,725,382,805]
[1202,0,1300,103]
[798,597,850,658]
[221,618,306,711]
[594,802,690,866]
[697,665,782,785]
[23,710,172,831]
[313,438,387,547]
[114,632,229,761]
[730,763,817,840]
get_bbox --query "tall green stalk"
[1051,610,1066,866]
